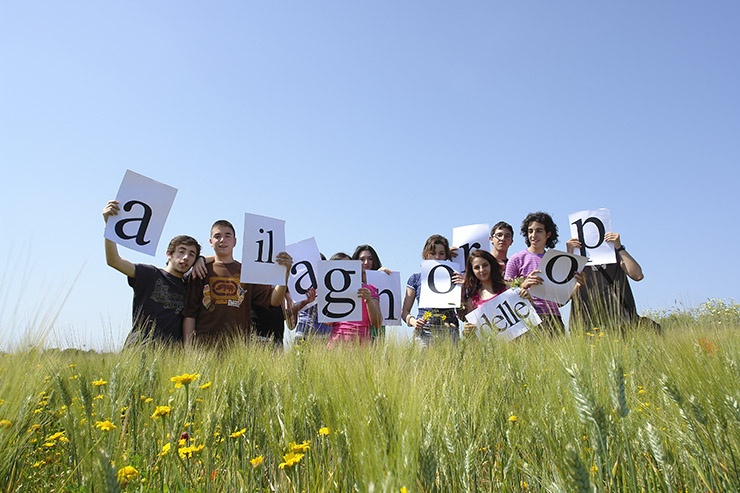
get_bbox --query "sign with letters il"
[366,270,402,326]
[104,169,177,256]
[317,260,363,324]
[241,213,286,285]
[286,237,322,306]
[418,260,462,309]
[465,288,540,341]
[528,249,588,305]
[568,209,616,266]
[452,223,490,271]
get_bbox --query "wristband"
[616,245,626,253]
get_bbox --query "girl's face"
[358,249,374,271]
[471,257,491,283]
[425,243,447,260]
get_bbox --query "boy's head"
[520,212,558,249]
[165,235,201,275]
[489,221,514,254]
[209,220,237,258]
[330,252,351,261]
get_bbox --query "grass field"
[0,299,738,492]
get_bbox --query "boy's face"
[210,226,236,256]
[167,243,199,275]
[490,227,514,254]
[527,221,551,251]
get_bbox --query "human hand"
[192,256,207,279]
[357,287,372,301]
[378,267,393,275]
[520,270,543,290]
[566,238,581,254]
[574,271,586,290]
[605,232,621,249]
[275,252,293,269]
[102,200,120,224]
[462,322,477,338]
[451,272,464,285]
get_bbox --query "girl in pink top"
[460,250,513,337]
[328,249,383,346]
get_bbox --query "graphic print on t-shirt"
[150,278,185,313]
[205,276,246,309]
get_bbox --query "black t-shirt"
[126,264,188,345]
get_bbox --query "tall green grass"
[0,300,739,492]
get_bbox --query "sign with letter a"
[104,169,177,256]
[317,260,363,324]
[286,237,322,305]
[569,209,616,266]
[241,213,287,285]
[365,270,402,326]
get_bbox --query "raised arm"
[102,200,135,278]
[270,252,293,306]
[608,233,644,281]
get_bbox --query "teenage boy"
[566,232,659,332]
[504,211,570,335]
[102,200,201,346]
[183,219,292,347]
[489,221,514,274]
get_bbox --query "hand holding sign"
[528,250,588,305]
[464,288,540,341]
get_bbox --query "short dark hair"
[490,221,514,237]
[330,252,351,261]
[210,219,236,236]
[352,244,382,270]
[166,235,201,257]
[520,212,558,249]
[421,234,452,260]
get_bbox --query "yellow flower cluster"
[95,420,116,432]
[170,373,200,388]
[151,405,171,419]
[178,443,205,459]
[117,465,139,485]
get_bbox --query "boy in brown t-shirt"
[183,219,292,347]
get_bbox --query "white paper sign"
[317,260,363,324]
[418,260,462,309]
[104,170,178,256]
[452,223,490,271]
[528,249,588,305]
[286,237,321,305]
[465,288,540,341]
[366,270,402,326]
[568,209,616,266]
[240,213,287,285]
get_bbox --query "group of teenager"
[103,200,655,350]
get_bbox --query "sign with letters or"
[317,260,363,324]
[104,169,177,256]
[418,260,462,309]
[240,213,287,285]
[528,249,588,305]
[366,270,402,326]
[286,237,321,306]
[465,288,540,341]
[568,208,616,266]
[452,223,490,271]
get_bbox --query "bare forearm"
[183,318,195,345]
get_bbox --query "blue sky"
[1,1,738,350]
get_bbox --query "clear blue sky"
[1,1,738,351]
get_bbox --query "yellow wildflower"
[170,373,200,388]
[278,451,304,468]
[401,488,408,493]
[93,395,104,400]
[318,427,330,436]
[91,379,107,387]
[508,415,518,423]
[199,381,212,390]
[46,431,66,442]
[178,443,205,459]
[290,440,310,453]
[230,428,247,439]
[95,420,116,432]
[250,455,264,468]
[0,419,11,428]
[117,465,139,485]
[160,443,171,456]
[151,406,171,419]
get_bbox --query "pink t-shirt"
[470,288,506,310]
[328,284,379,346]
